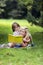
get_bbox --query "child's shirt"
[13,31,20,36]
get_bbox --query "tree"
[0,0,6,18]
[31,0,42,18]
[0,0,28,18]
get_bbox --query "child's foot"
[27,44,31,47]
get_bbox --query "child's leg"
[8,43,16,48]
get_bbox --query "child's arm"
[23,36,31,43]
[23,38,30,43]
[26,32,32,42]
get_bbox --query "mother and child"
[8,22,33,48]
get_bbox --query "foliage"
[26,12,36,23]
[39,11,43,27]
[18,0,33,5]
[31,0,42,18]
[0,0,28,18]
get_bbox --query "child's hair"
[12,22,20,32]
[21,27,28,33]
[20,27,27,37]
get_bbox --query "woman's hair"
[12,22,20,32]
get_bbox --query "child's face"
[14,24,20,31]
[20,29,26,37]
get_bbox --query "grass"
[0,19,43,65]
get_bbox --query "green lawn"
[0,19,43,65]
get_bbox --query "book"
[8,34,23,43]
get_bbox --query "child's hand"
[23,38,30,43]
[23,38,26,41]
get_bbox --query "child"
[20,27,31,47]
[0,22,21,48]
[8,22,21,48]
[24,27,34,47]
[12,22,20,36]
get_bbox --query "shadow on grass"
[32,32,43,48]
[0,34,8,44]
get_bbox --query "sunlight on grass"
[0,19,43,32]
[0,19,29,27]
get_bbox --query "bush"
[26,12,36,23]
[39,11,43,27]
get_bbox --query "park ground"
[0,19,43,65]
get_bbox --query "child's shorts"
[14,44,22,48]
[8,43,22,48]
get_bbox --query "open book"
[8,34,23,43]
